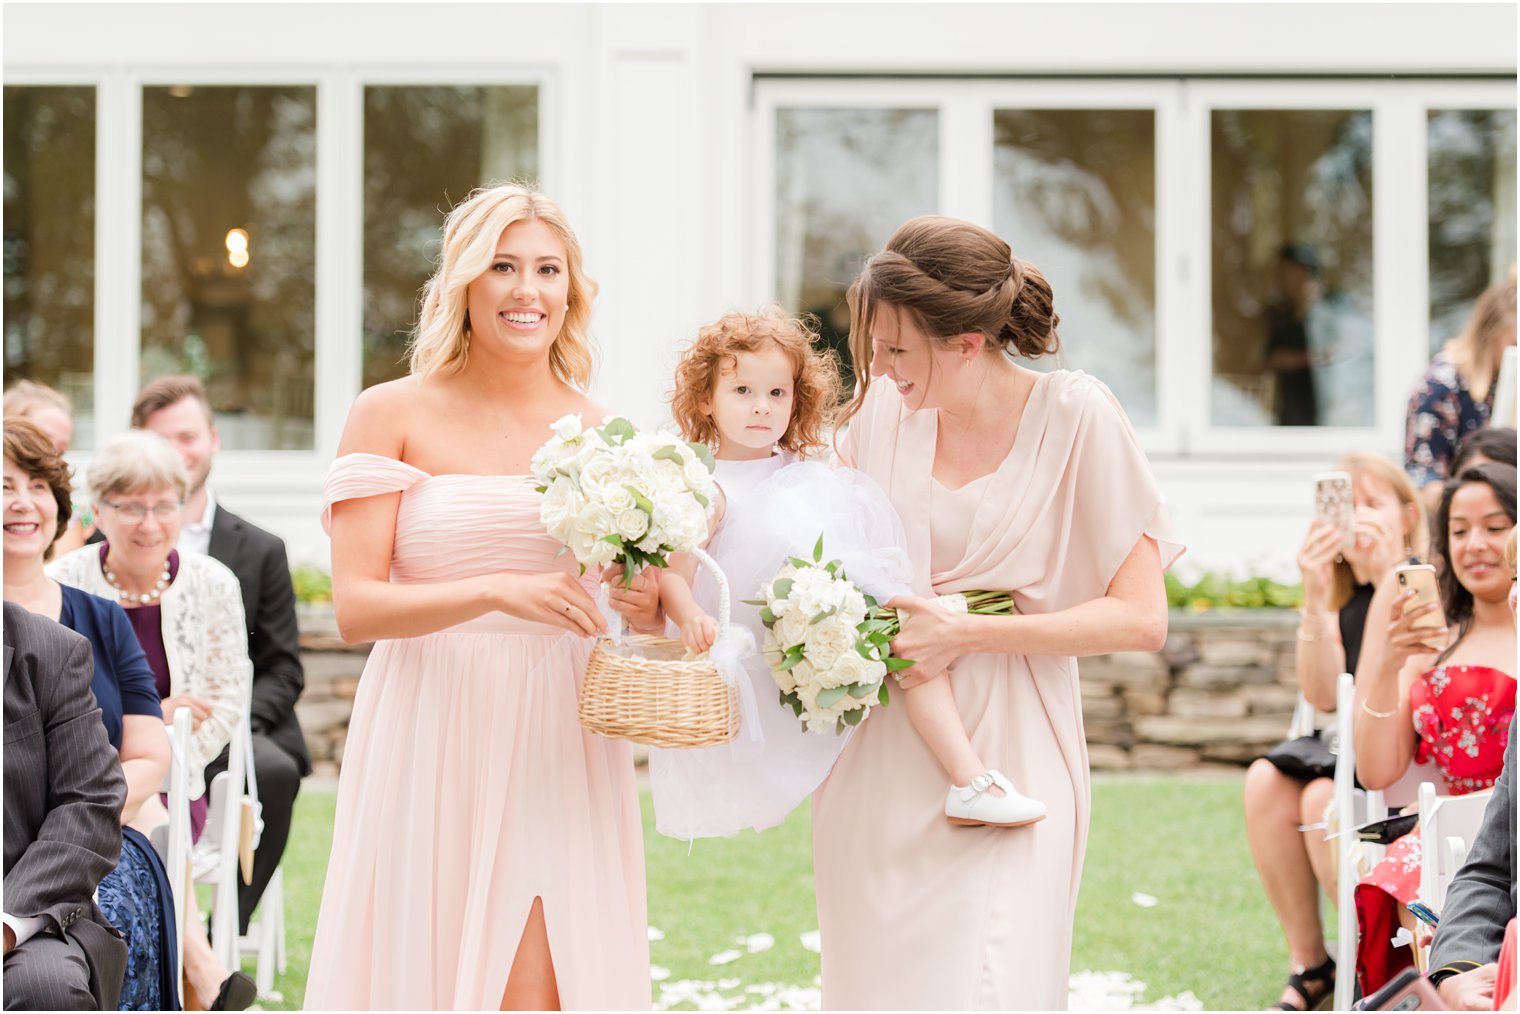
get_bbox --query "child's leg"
[902,677,1001,794]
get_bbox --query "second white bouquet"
[532,414,717,581]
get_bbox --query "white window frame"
[4,66,556,491]
[752,75,1515,461]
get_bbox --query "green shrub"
[1165,571,1302,611]
[290,564,333,604]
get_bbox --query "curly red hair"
[670,308,841,456]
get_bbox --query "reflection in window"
[141,85,317,450]
[363,86,539,388]
[1428,109,1518,354]
[1211,109,1374,428]
[775,108,938,389]
[993,109,1156,425]
[3,86,96,447]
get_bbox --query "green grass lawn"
[253,774,1302,1010]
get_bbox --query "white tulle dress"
[648,452,913,840]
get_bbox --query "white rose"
[829,650,877,689]
[598,485,636,515]
[774,609,811,651]
[803,621,858,679]
[566,505,616,565]
[682,457,714,492]
[540,482,585,543]
[651,460,688,496]
[551,413,584,441]
[615,509,649,541]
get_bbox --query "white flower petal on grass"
[799,929,822,953]
[647,925,665,941]
[737,931,774,953]
[650,965,671,981]
[707,948,743,965]
[1067,970,1203,1012]
[1130,891,1159,908]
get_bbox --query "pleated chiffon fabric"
[304,454,650,1011]
[813,371,1184,1010]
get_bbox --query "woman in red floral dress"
[1352,462,1516,996]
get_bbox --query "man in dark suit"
[4,602,128,1010]
[1427,732,1516,1009]
[131,376,311,934]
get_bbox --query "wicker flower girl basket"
[578,547,741,748]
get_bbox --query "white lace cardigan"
[48,545,253,798]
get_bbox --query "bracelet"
[1296,626,1326,643]
[1361,700,1400,719]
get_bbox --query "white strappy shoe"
[945,770,1047,827]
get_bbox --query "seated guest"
[1427,531,1518,1012]
[133,375,310,933]
[1454,427,1518,478]
[1244,451,1427,1011]
[3,601,128,1010]
[4,416,179,1009]
[47,430,255,1011]
[1353,463,1517,996]
[3,380,94,556]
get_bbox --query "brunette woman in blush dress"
[813,216,1184,1010]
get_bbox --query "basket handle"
[686,546,731,641]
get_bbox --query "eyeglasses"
[103,500,182,524]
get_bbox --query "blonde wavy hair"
[671,308,841,456]
[408,182,598,386]
[1442,276,1516,403]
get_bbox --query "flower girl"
[648,308,1044,839]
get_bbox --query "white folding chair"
[1288,691,1318,741]
[149,707,194,982]
[1416,780,1495,921]
[192,706,248,972]
[1333,674,1360,1012]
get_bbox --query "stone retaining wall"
[294,605,1302,776]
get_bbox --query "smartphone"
[1363,966,1448,1010]
[1395,564,1445,644]
[1314,471,1355,549]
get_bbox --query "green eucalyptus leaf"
[843,707,864,726]
[847,682,875,699]
[771,578,793,600]
[813,534,825,563]
[814,686,848,709]
[884,656,915,671]
[877,682,890,706]
[624,485,654,514]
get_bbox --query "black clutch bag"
[1261,728,1339,782]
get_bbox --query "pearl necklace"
[104,561,172,604]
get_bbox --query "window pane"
[141,85,317,450]
[993,109,1156,426]
[1428,109,1517,354]
[4,86,96,448]
[1211,109,1375,428]
[363,85,539,388]
[775,108,938,389]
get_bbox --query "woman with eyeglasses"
[48,429,257,1010]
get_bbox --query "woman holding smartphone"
[1244,452,1426,1011]
[1351,462,1517,996]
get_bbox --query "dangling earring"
[962,359,971,368]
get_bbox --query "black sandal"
[1270,954,1336,1011]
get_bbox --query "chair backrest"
[1417,782,1497,914]
[1287,691,1318,740]
[193,705,247,971]
[1333,673,1359,1013]
[156,707,193,983]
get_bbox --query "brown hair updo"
[840,215,1059,427]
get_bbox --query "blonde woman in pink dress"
[814,215,1185,1010]
[305,184,659,1010]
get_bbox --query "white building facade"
[5,3,1516,574]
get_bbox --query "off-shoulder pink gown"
[814,371,1184,1010]
[304,454,650,1010]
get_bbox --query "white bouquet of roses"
[532,414,717,583]
[751,536,1017,734]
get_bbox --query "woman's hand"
[603,565,664,633]
[160,694,215,731]
[1383,588,1447,677]
[886,596,964,689]
[680,613,718,656]
[1297,519,1342,611]
[497,572,607,637]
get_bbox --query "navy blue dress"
[58,585,181,1011]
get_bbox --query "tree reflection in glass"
[141,85,317,450]
[363,86,539,389]
[1211,109,1374,428]
[775,108,938,391]
[993,108,1156,426]
[3,86,96,446]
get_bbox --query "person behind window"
[1406,278,1518,514]
[1352,462,1517,996]
[47,430,256,1011]
[1244,451,1427,1011]
[3,416,182,1010]
[3,380,96,556]
[1264,243,1323,427]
